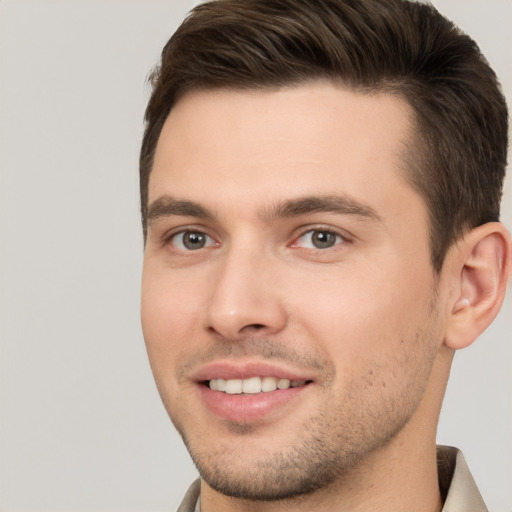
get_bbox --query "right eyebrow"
[146,196,214,224]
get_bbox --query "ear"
[444,222,511,350]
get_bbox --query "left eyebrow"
[260,195,383,223]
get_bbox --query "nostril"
[207,323,266,336]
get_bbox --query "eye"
[170,230,216,251]
[294,229,345,249]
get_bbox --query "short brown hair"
[140,0,508,271]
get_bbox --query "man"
[139,0,511,510]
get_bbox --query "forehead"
[149,82,419,219]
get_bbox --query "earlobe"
[444,222,511,350]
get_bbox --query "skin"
[141,83,509,512]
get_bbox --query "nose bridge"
[205,239,286,339]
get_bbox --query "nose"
[204,248,287,340]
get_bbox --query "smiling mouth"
[207,376,312,395]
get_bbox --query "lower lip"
[198,383,310,423]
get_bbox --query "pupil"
[313,231,335,248]
[184,232,205,250]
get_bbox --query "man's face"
[141,83,444,499]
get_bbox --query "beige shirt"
[177,446,488,512]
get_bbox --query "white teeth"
[261,376,278,392]
[242,377,262,394]
[277,378,291,389]
[224,379,243,395]
[208,376,307,394]
[210,378,226,392]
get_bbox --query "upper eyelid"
[156,224,354,250]
[165,225,352,240]
[289,230,346,251]
[292,224,354,242]
[162,224,217,241]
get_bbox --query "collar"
[437,445,488,511]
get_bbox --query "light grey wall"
[0,1,510,510]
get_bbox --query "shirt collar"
[438,445,488,511]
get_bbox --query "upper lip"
[191,359,316,383]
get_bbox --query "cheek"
[141,262,204,374]
[289,264,439,425]
[288,259,436,365]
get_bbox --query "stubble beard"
[180,409,396,501]
[165,316,440,502]
[173,357,433,501]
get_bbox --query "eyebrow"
[146,196,215,224]
[260,195,382,223]
[146,194,382,225]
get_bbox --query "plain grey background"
[0,1,510,510]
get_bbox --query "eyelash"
[164,225,351,254]
[290,227,349,251]
[167,228,218,252]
